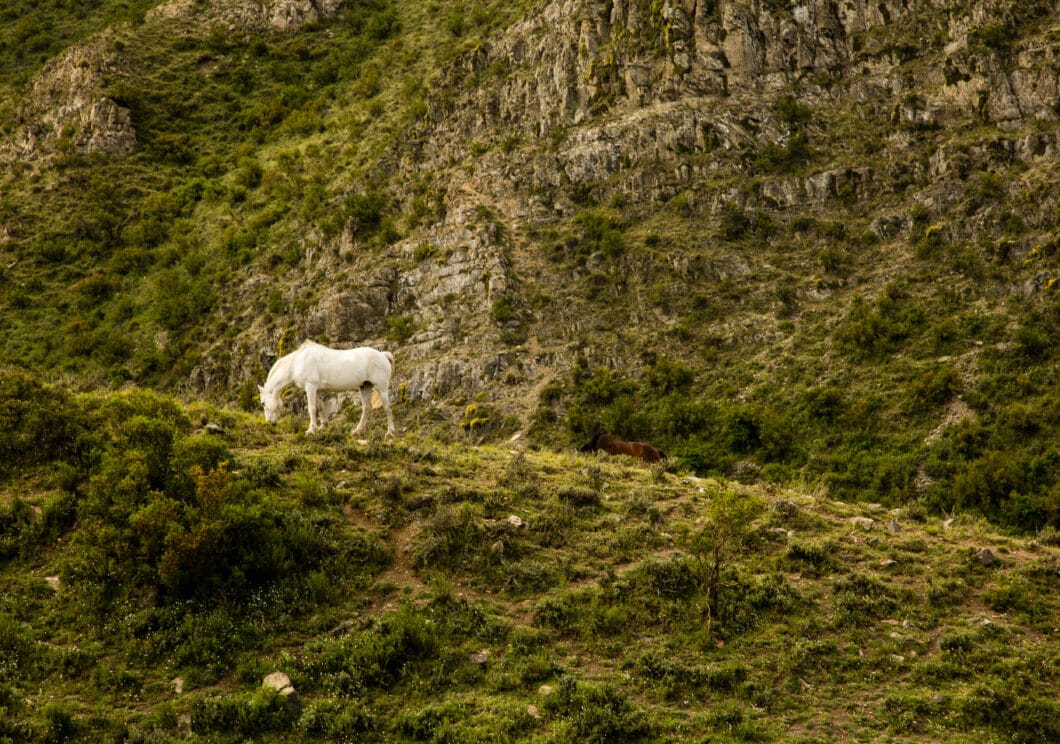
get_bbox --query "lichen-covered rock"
[148,0,345,31]
[2,32,135,161]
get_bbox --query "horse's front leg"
[305,383,320,434]
[351,386,372,436]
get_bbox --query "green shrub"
[773,94,812,125]
[0,370,88,474]
[410,503,483,571]
[191,688,297,738]
[298,699,375,738]
[756,130,811,172]
[298,603,438,696]
[36,702,79,744]
[834,290,925,359]
[956,681,1060,743]
[571,209,625,261]
[557,486,601,509]
[638,557,703,599]
[783,540,836,575]
[831,572,899,627]
[544,677,655,742]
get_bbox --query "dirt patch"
[925,396,975,444]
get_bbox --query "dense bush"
[834,288,925,359]
[297,602,439,696]
[0,370,89,475]
[544,677,655,743]
[0,376,393,685]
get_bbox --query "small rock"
[172,676,184,694]
[880,559,898,568]
[942,518,956,530]
[470,649,490,665]
[975,548,1000,566]
[887,519,902,534]
[771,500,799,517]
[527,704,541,718]
[866,536,881,547]
[538,684,554,696]
[204,422,226,436]
[506,514,524,528]
[45,576,61,591]
[263,671,301,711]
[263,671,295,695]
[490,540,505,557]
[851,516,875,531]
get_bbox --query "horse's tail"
[383,351,395,371]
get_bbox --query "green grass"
[1,374,1058,741]
[1,0,1057,536]
[0,1,1059,735]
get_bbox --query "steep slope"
[0,0,1057,530]
[0,377,1057,740]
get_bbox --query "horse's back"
[638,444,664,463]
[586,433,664,463]
[293,344,393,390]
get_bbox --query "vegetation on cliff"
[0,1,1058,738]
[1,370,1058,741]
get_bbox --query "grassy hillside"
[1,371,1057,742]
[0,2,1058,737]
[1,0,1056,536]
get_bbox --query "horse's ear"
[257,384,265,394]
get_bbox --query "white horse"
[258,341,396,437]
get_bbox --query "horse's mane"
[297,339,321,350]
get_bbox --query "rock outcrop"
[214,0,1060,413]
[147,0,346,31]
[1,0,347,164]
[410,0,1060,184]
[2,32,135,161]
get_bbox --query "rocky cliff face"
[147,0,346,32]
[337,0,1056,413]
[410,0,1059,189]
[193,0,1060,419]
[1,31,135,161]
[4,0,1058,428]
[1,0,345,163]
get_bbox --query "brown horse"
[581,433,666,464]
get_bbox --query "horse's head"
[259,385,282,424]
[580,432,602,452]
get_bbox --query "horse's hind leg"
[352,385,372,436]
[313,391,327,427]
[378,388,395,438]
